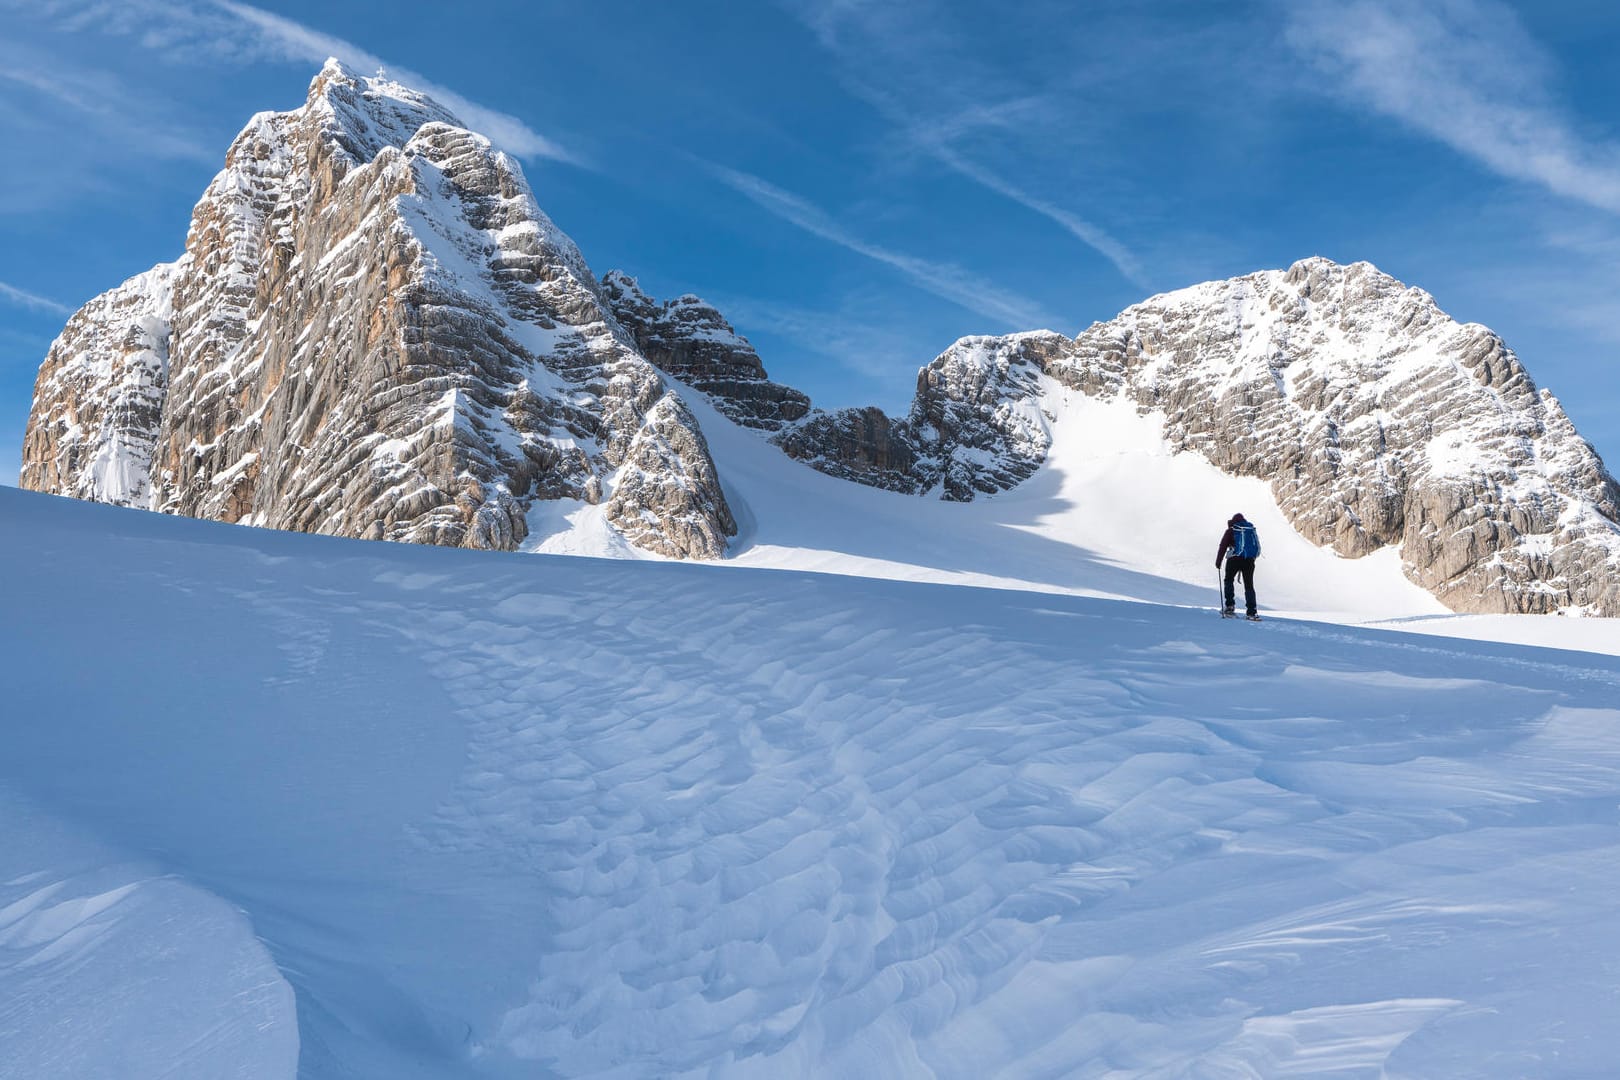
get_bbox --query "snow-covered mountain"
[19,61,1620,616]
[763,264,1620,616]
[1074,261,1620,616]
[6,483,1620,1078]
[21,60,733,558]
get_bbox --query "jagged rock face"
[1056,258,1620,614]
[22,61,734,559]
[773,333,1063,502]
[20,65,1616,613]
[775,406,920,493]
[21,264,175,507]
[767,259,1619,614]
[599,271,810,431]
[907,333,1062,500]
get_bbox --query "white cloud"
[786,0,1149,289]
[1285,0,1620,214]
[0,40,218,164]
[210,1,576,164]
[7,0,574,163]
[0,281,73,316]
[710,164,1061,331]
[898,110,1149,290]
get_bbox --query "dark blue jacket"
[1217,522,1260,563]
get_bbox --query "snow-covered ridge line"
[20,63,1620,615]
[748,258,1620,616]
[21,57,735,559]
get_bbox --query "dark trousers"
[1223,557,1257,615]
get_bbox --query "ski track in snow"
[6,487,1620,1077]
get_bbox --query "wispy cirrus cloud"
[853,81,1151,289]
[0,39,217,165]
[1284,0,1620,214]
[708,291,929,383]
[6,0,573,163]
[209,1,575,163]
[786,0,1149,289]
[710,163,1062,330]
[0,281,73,317]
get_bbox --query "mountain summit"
[22,60,734,558]
[20,62,1620,615]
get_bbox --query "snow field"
[0,788,297,1078]
[6,486,1620,1076]
[532,383,1620,658]
[595,384,1445,616]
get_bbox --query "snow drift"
[5,484,1620,1077]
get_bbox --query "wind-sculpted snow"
[7,486,1620,1077]
[0,787,297,1077]
[21,59,734,558]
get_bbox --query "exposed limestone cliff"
[599,271,810,431]
[22,264,175,507]
[22,60,734,558]
[763,258,1620,615]
[21,65,1617,613]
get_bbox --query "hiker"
[1216,513,1261,620]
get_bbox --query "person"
[1216,513,1261,619]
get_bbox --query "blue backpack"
[1231,522,1261,559]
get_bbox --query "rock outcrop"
[21,60,734,558]
[1054,258,1620,615]
[772,332,1062,501]
[599,271,810,431]
[21,65,1619,613]
[771,258,1619,615]
[21,264,174,507]
[775,405,920,493]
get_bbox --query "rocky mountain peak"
[22,60,735,559]
[304,59,460,168]
[760,254,1620,614]
[1055,257,1620,613]
[20,69,1619,615]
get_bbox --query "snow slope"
[531,381,1620,657]
[5,485,1620,1077]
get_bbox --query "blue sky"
[3,0,1619,479]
